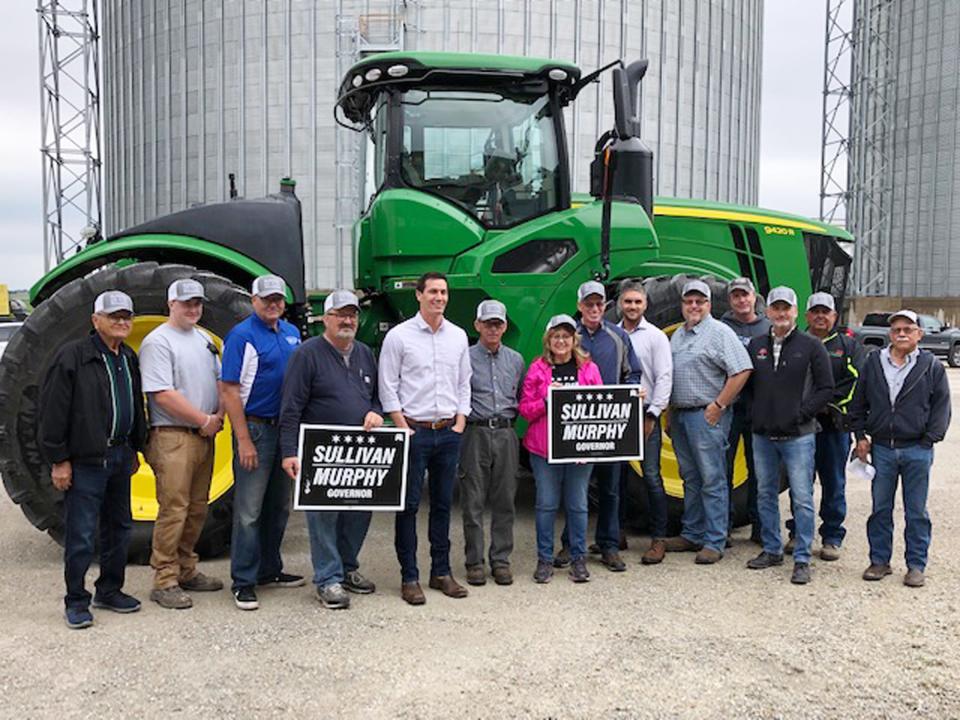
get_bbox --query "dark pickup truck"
[852,311,960,367]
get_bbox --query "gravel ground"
[2,370,959,719]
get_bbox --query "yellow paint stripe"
[653,204,831,234]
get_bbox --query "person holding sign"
[555,280,641,573]
[221,275,304,612]
[666,279,752,565]
[461,300,525,587]
[520,314,603,584]
[378,272,473,606]
[279,290,383,609]
[617,279,673,565]
[744,287,833,585]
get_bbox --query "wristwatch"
[712,399,727,410]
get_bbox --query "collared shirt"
[221,313,301,418]
[93,333,135,441]
[378,313,472,421]
[468,342,525,420]
[880,347,920,406]
[771,326,796,368]
[577,320,642,385]
[670,315,753,408]
[619,316,672,416]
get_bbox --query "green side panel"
[347,51,580,77]
[30,234,289,304]
[354,189,485,289]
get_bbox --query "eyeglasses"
[580,300,604,310]
[98,313,134,323]
[891,327,918,336]
[327,310,359,320]
[682,297,708,306]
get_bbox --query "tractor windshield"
[398,88,561,228]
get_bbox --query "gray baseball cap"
[806,292,836,311]
[577,280,606,302]
[476,300,507,322]
[323,289,360,313]
[681,279,711,299]
[546,314,577,332]
[888,309,919,325]
[167,279,206,302]
[766,286,798,307]
[728,277,755,294]
[94,290,133,315]
[251,274,286,298]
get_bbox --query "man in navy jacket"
[849,309,951,588]
[280,290,383,609]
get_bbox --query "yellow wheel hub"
[126,315,235,522]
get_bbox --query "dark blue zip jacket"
[849,349,951,448]
[577,320,642,385]
[279,336,382,458]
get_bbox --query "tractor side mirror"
[613,59,648,140]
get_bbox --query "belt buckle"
[487,418,498,429]
[431,420,443,430]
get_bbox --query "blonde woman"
[519,315,602,583]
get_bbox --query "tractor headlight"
[548,68,568,81]
[387,64,409,78]
[352,75,363,88]
[365,68,382,82]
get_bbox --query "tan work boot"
[664,536,702,552]
[465,565,487,586]
[903,568,925,588]
[695,548,723,564]
[641,539,666,565]
[862,563,892,581]
[150,585,192,610]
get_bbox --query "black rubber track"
[0,262,250,563]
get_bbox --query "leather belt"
[677,405,707,412]
[405,417,456,430]
[154,426,202,435]
[247,416,278,426]
[468,417,515,429]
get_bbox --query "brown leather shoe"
[492,566,513,586]
[641,539,666,565]
[428,575,469,598]
[695,548,723,564]
[664,536,703,552]
[401,581,426,605]
[465,565,487,586]
[862,563,892,582]
[903,568,925,587]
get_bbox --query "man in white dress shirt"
[379,272,472,605]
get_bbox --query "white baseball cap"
[766,286,798,307]
[806,292,836,312]
[324,289,360,313]
[251,275,286,298]
[681,279,711,299]
[94,291,134,315]
[546,314,577,332]
[577,280,606,302]
[476,300,507,322]
[888,309,919,325]
[167,279,206,302]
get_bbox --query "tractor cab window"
[398,88,561,228]
[804,233,853,311]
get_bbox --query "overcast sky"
[0,2,828,291]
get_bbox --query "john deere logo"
[764,225,795,236]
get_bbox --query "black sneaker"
[64,606,93,630]
[569,558,590,583]
[553,547,571,568]
[533,560,554,584]
[600,551,627,572]
[747,551,785,570]
[233,586,259,611]
[258,572,306,588]
[343,570,376,594]
[92,590,142,614]
[791,562,812,585]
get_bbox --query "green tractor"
[0,52,853,558]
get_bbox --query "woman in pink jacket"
[519,314,603,583]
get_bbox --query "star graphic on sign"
[606,393,614,401]
[331,434,341,443]
[585,393,593,401]
[343,435,353,444]
[367,435,377,445]
[576,393,583,401]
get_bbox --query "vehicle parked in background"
[853,311,960,367]
[0,322,23,359]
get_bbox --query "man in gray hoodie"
[720,277,770,544]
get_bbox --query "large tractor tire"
[617,273,756,533]
[0,262,250,563]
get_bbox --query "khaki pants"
[146,428,214,590]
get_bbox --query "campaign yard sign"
[547,385,644,463]
[294,425,409,511]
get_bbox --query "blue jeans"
[395,426,462,583]
[753,433,816,564]
[560,461,621,552]
[726,407,759,533]
[639,422,668,538]
[306,510,372,588]
[230,422,291,590]
[531,454,592,562]
[787,430,850,546]
[671,408,731,553]
[868,444,933,571]
[63,445,134,610]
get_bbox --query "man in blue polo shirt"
[557,280,642,573]
[221,274,304,611]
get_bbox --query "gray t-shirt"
[139,322,221,427]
